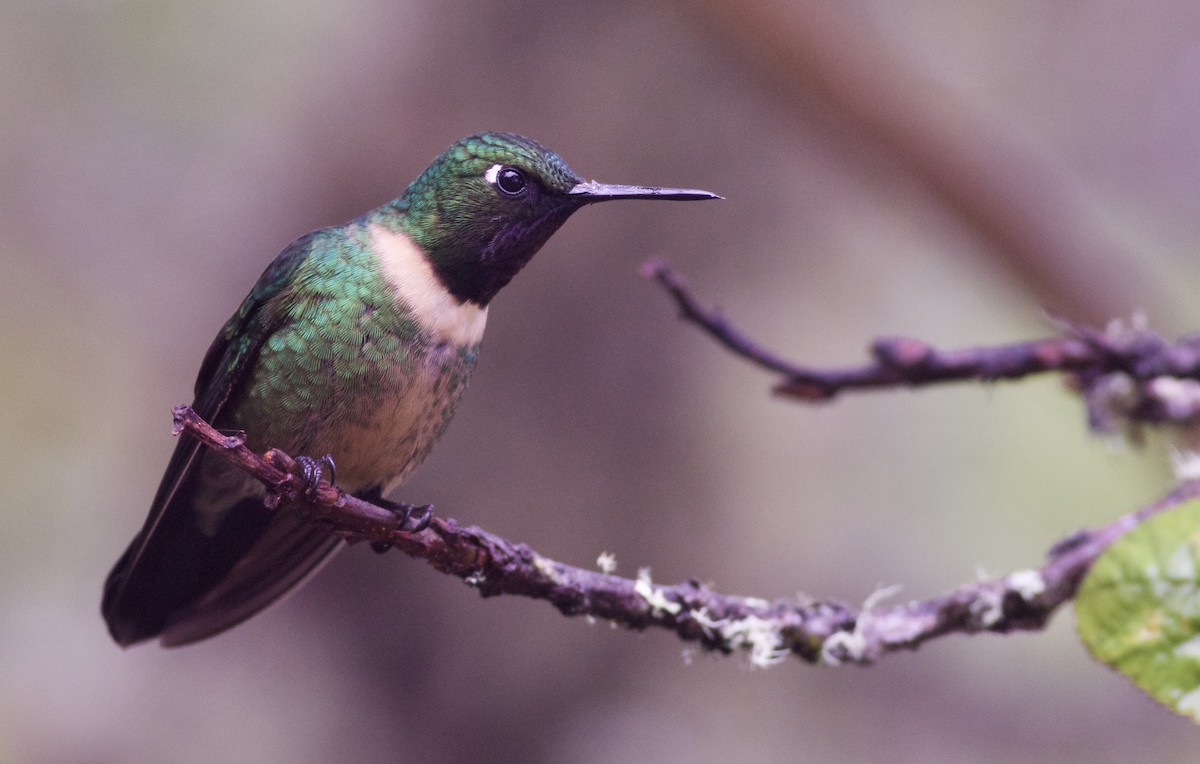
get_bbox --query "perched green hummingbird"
[102,132,717,647]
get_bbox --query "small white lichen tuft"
[821,627,868,666]
[463,572,485,587]
[969,587,1005,628]
[688,607,724,638]
[1089,372,1138,437]
[862,584,902,611]
[596,551,617,574]
[719,615,789,668]
[1006,569,1046,601]
[1147,377,1200,420]
[635,567,681,615]
[819,588,899,666]
[683,608,788,667]
[533,556,564,586]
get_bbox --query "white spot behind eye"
[484,164,502,185]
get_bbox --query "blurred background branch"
[648,260,1200,434]
[683,0,1165,325]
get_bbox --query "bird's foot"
[215,428,247,447]
[294,453,337,495]
[362,493,434,553]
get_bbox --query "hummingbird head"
[396,132,718,306]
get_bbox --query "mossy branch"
[171,404,1195,666]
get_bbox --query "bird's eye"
[495,166,527,196]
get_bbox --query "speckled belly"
[232,331,480,495]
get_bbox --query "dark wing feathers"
[102,232,344,647]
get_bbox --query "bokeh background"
[4,1,1199,761]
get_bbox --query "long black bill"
[568,180,721,203]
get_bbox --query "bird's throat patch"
[368,223,489,347]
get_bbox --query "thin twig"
[171,404,1195,666]
[643,260,1200,431]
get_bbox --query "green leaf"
[1076,499,1200,722]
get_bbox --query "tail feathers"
[159,510,343,647]
[102,490,342,648]
[102,540,162,647]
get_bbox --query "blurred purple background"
[3,1,1198,761]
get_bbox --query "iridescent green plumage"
[102,132,717,647]
[398,133,589,305]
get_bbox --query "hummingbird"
[102,131,718,647]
